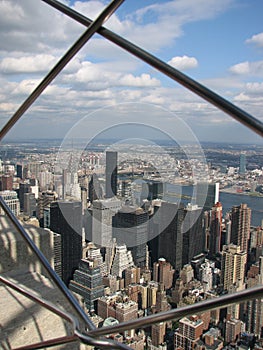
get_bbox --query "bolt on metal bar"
[0,0,124,141]
[42,0,263,138]
[0,276,131,350]
[87,284,263,337]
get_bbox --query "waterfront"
[164,184,263,227]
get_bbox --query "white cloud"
[0,54,57,74]
[126,0,234,51]
[0,0,262,143]
[119,73,160,87]
[229,61,250,75]
[0,102,16,112]
[245,82,263,94]
[246,32,263,48]
[229,60,263,76]
[168,55,198,71]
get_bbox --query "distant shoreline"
[220,187,263,198]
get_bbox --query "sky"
[0,0,263,145]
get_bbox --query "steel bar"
[0,196,95,330]
[0,231,132,350]
[0,0,124,141]
[0,275,79,327]
[42,0,263,138]
[87,284,263,337]
[13,335,79,350]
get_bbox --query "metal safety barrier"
[0,0,263,348]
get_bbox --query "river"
[163,184,263,227]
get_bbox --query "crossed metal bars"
[0,0,263,348]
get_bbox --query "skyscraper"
[92,197,121,248]
[174,315,204,349]
[88,173,102,203]
[221,244,247,291]
[153,258,175,290]
[239,153,246,175]
[50,200,82,285]
[110,244,134,278]
[149,201,184,271]
[195,182,219,211]
[209,202,223,257]
[141,179,163,201]
[0,190,20,217]
[69,259,104,312]
[0,174,13,191]
[18,182,31,211]
[230,203,251,254]
[37,190,57,227]
[182,204,204,266]
[113,206,149,268]
[105,151,117,198]
[24,192,36,217]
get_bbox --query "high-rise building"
[24,192,36,217]
[209,202,223,257]
[141,179,163,201]
[195,182,219,211]
[153,258,175,290]
[199,260,213,292]
[113,206,149,268]
[38,190,58,227]
[180,264,194,284]
[105,151,117,198]
[39,170,53,190]
[0,174,13,191]
[50,200,82,285]
[18,182,31,211]
[151,322,166,348]
[239,153,246,175]
[97,293,138,323]
[88,173,102,203]
[110,244,134,278]
[149,201,184,271]
[0,190,20,216]
[92,197,121,248]
[221,244,247,291]
[155,283,170,314]
[16,164,23,179]
[182,204,204,266]
[225,318,243,343]
[230,203,251,254]
[246,257,263,338]
[124,266,140,287]
[69,259,104,312]
[174,315,204,349]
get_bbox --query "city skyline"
[0,0,262,144]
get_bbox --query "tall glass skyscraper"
[50,200,82,285]
[105,151,117,198]
[239,153,246,175]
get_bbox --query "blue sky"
[0,0,263,144]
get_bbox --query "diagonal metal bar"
[1,276,80,350]
[86,284,263,337]
[0,275,80,328]
[13,336,79,350]
[0,186,131,348]
[0,195,95,331]
[0,0,124,141]
[0,276,131,350]
[41,0,263,138]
